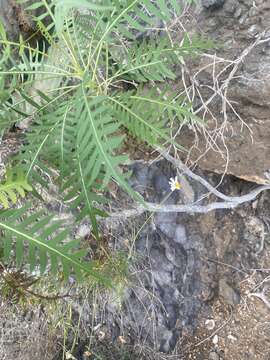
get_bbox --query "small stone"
[227,333,238,342]
[209,351,220,360]
[248,25,259,38]
[234,7,242,18]
[152,269,172,286]
[76,223,90,238]
[249,7,259,17]
[212,334,219,345]
[83,351,92,359]
[174,225,188,246]
[202,0,225,10]
[223,0,236,14]
[158,222,176,239]
[205,319,215,330]
[159,329,174,353]
[66,352,76,360]
[219,278,241,306]
[98,331,105,341]
[239,14,248,25]
[118,336,127,344]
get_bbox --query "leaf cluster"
[0,0,212,282]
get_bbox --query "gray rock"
[219,278,241,306]
[129,163,149,193]
[201,0,225,10]
[150,246,174,272]
[158,329,174,353]
[174,225,188,246]
[158,222,176,239]
[223,0,236,14]
[178,0,270,184]
[164,242,187,268]
[152,270,172,286]
[234,7,242,18]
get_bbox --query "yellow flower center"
[175,181,181,190]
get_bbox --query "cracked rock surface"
[176,0,270,184]
[95,160,270,357]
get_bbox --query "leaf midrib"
[0,221,104,281]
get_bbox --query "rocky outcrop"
[178,0,270,184]
[95,159,270,356]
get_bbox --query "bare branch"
[107,151,270,221]
[108,183,270,220]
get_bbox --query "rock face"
[106,161,212,353]
[101,160,264,355]
[178,0,270,184]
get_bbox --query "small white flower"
[169,176,181,191]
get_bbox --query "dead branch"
[108,182,270,219]
[108,151,270,221]
[145,186,270,212]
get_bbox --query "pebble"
[219,278,241,306]
[212,334,219,345]
[234,7,242,18]
[239,14,248,25]
[248,25,259,38]
[205,319,216,330]
[76,223,90,238]
[174,225,188,246]
[202,0,225,10]
[249,7,259,17]
[227,333,238,342]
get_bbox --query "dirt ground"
[177,188,270,360]
[179,257,270,360]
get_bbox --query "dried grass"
[0,301,59,360]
